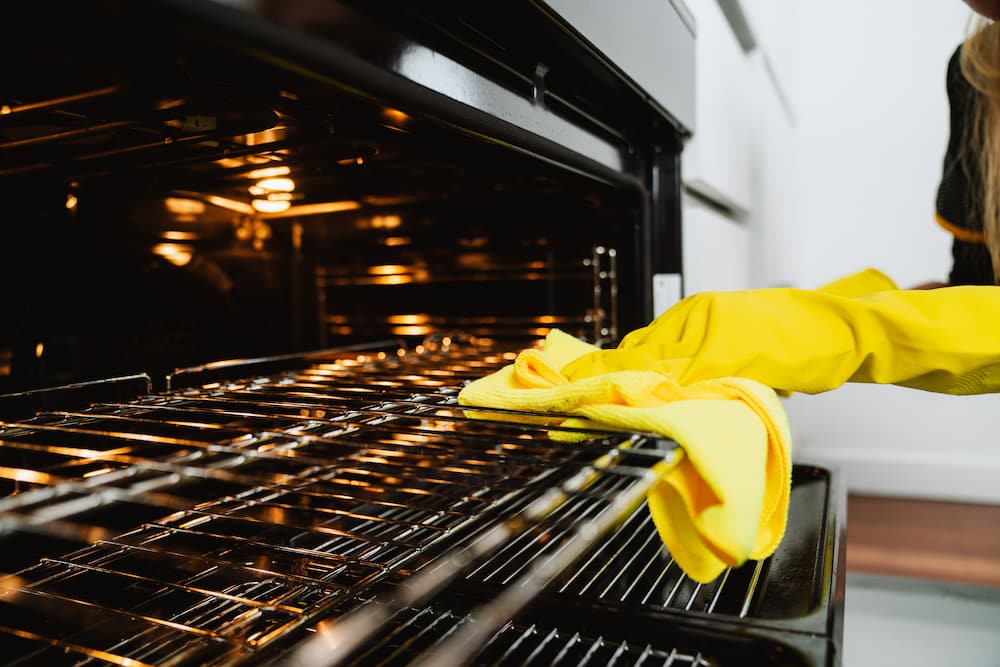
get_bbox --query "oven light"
[258,200,361,218]
[164,197,205,215]
[374,275,413,285]
[65,194,78,210]
[34,342,44,358]
[369,265,408,276]
[388,314,430,324]
[162,231,198,241]
[247,165,291,179]
[152,243,193,266]
[371,215,401,229]
[384,236,411,247]
[392,325,432,336]
[252,199,291,213]
[256,177,295,192]
[248,185,266,196]
[205,195,255,214]
[266,192,293,201]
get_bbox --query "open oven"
[0,1,844,665]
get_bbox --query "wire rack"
[0,338,804,666]
[328,597,718,667]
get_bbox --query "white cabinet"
[682,0,800,290]
[682,199,751,295]
[748,50,799,288]
[741,0,799,115]
[684,0,753,213]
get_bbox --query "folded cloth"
[458,329,792,584]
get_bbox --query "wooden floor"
[846,494,1000,588]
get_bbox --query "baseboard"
[796,448,1000,505]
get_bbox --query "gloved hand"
[458,328,792,583]
[812,266,897,297]
[562,280,1000,395]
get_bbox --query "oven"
[0,1,845,665]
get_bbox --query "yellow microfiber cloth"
[458,329,792,584]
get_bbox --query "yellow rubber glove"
[562,282,1000,395]
[458,329,792,584]
[815,266,897,297]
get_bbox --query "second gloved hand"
[561,285,1000,395]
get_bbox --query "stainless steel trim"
[540,0,696,133]
[390,43,625,172]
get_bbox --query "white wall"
[786,386,1000,504]
[796,2,967,289]
[787,1,1000,504]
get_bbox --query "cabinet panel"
[682,201,750,295]
[542,0,696,132]
[683,0,752,212]
[748,52,799,288]
[741,0,799,117]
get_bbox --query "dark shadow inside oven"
[0,5,645,394]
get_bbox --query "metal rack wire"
[330,601,717,667]
[0,339,663,664]
[0,338,817,666]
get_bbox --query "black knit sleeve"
[936,44,995,285]
[950,239,994,284]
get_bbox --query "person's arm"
[935,42,996,285]
[561,285,1000,396]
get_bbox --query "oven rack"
[0,339,664,665]
[0,338,834,666]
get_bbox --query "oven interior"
[0,2,843,665]
[1,0,647,394]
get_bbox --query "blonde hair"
[960,17,1000,281]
